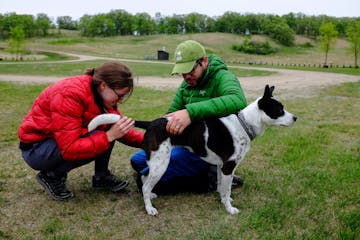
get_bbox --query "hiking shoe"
[92,173,129,192]
[36,172,74,201]
[232,175,244,188]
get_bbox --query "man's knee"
[130,150,147,172]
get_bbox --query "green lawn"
[0,81,359,240]
[1,32,359,76]
[0,60,272,78]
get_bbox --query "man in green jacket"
[131,40,247,193]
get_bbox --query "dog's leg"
[218,173,239,214]
[142,139,171,216]
[216,165,222,193]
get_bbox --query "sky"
[1,0,359,21]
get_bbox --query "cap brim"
[171,61,195,75]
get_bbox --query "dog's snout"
[293,116,297,122]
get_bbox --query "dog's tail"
[135,120,151,130]
[88,114,152,131]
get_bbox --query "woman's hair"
[85,61,134,97]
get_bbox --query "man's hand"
[164,109,191,135]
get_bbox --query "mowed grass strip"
[0,81,359,240]
[1,32,360,76]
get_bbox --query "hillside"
[0,32,355,66]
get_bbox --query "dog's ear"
[259,85,275,109]
[263,85,275,98]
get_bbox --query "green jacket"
[167,54,247,122]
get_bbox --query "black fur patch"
[170,122,207,157]
[258,85,285,119]
[222,160,236,175]
[206,118,235,162]
[258,97,285,119]
[139,118,235,165]
[141,118,169,160]
[139,118,208,160]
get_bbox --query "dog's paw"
[146,206,158,216]
[150,192,158,199]
[227,206,239,215]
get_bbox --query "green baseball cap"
[171,40,206,75]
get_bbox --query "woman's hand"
[164,109,191,135]
[106,116,134,142]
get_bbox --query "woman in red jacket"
[18,61,144,201]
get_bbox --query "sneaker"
[92,173,129,192]
[232,175,244,187]
[36,172,74,201]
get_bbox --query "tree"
[57,16,78,30]
[318,22,338,67]
[163,15,185,34]
[36,13,51,36]
[184,13,208,33]
[215,11,240,33]
[263,16,295,46]
[246,13,265,34]
[78,14,116,37]
[1,13,36,38]
[133,13,155,35]
[346,20,360,68]
[108,10,134,35]
[8,25,26,60]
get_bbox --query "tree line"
[0,11,358,38]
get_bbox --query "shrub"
[299,42,314,48]
[232,38,276,55]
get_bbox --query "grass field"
[0,60,273,78]
[0,32,359,76]
[0,80,359,239]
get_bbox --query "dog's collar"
[237,112,256,140]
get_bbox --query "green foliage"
[78,14,117,37]
[133,12,155,35]
[7,25,26,60]
[232,37,276,55]
[184,13,208,33]
[56,16,78,30]
[0,13,36,38]
[107,9,134,35]
[318,22,339,66]
[36,13,52,37]
[298,42,314,48]
[263,16,295,46]
[346,20,360,67]
[1,11,358,40]
[47,39,85,45]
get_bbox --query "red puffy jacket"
[18,75,144,161]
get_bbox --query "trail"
[0,51,359,99]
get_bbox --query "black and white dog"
[88,85,297,215]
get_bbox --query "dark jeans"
[20,131,114,177]
[131,147,216,194]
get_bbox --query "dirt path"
[0,51,359,99]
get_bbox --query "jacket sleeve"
[118,128,144,148]
[50,92,110,161]
[186,70,247,122]
[167,83,186,113]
